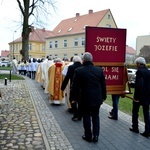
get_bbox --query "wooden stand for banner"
[93,62,132,97]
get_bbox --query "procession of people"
[13,53,150,142]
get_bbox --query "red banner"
[85,27,126,63]
[102,66,124,85]
[85,27,128,94]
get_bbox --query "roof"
[1,50,9,57]
[9,27,53,44]
[50,9,111,37]
[126,45,136,54]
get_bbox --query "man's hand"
[71,101,76,103]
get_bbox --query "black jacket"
[70,61,107,107]
[61,62,82,91]
[134,65,150,105]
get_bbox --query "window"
[54,54,58,59]
[58,30,61,33]
[63,54,67,58]
[49,41,52,48]
[28,43,32,50]
[55,41,58,48]
[106,24,111,28]
[68,27,73,32]
[42,45,45,51]
[107,14,111,19]
[74,53,78,56]
[64,39,67,47]
[74,38,78,46]
[16,45,18,51]
[81,37,85,46]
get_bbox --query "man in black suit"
[61,56,82,121]
[70,52,107,142]
[129,57,150,138]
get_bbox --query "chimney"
[89,9,93,14]
[76,13,80,17]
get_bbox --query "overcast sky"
[0,0,150,53]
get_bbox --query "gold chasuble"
[35,63,42,83]
[48,62,65,104]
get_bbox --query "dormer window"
[83,25,88,29]
[68,27,73,32]
[58,29,61,33]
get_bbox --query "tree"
[139,45,150,63]
[16,0,57,61]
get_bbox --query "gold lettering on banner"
[94,45,118,51]
[105,74,119,80]
[111,67,119,73]
[95,36,118,52]
[96,37,116,43]
[102,67,120,81]
[102,67,108,72]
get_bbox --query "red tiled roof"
[50,9,112,37]
[1,50,9,57]
[9,27,53,44]
[126,45,135,54]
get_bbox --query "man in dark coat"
[70,52,107,142]
[61,56,82,121]
[129,57,150,138]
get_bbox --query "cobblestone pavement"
[0,80,46,150]
[0,77,150,150]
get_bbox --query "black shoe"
[129,128,139,133]
[109,111,113,116]
[82,135,92,142]
[93,136,98,142]
[68,108,73,113]
[72,117,78,121]
[108,115,118,120]
[140,132,150,138]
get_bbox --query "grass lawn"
[0,74,24,80]
[0,66,12,70]
[0,67,24,80]
[105,91,144,122]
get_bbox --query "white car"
[0,61,9,67]
[127,69,137,87]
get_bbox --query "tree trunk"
[22,26,30,61]
[21,0,30,61]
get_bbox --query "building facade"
[9,27,52,61]
[136,35,150,56]
[45,9,118,59]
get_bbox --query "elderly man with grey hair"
[70,52,107,142]
[129,57,150,138]
[61,55,82,120]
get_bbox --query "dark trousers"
[71,101,82,119]
[82,105,100,139]
[111,95,120,119]
[31,71,36,79]
[132,101,150,134]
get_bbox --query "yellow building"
[45,9,117,59]
[9,27,52,61]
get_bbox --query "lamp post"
[12,31,16,59]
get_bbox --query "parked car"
[127,69,137,88]
[0,61,9,67]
